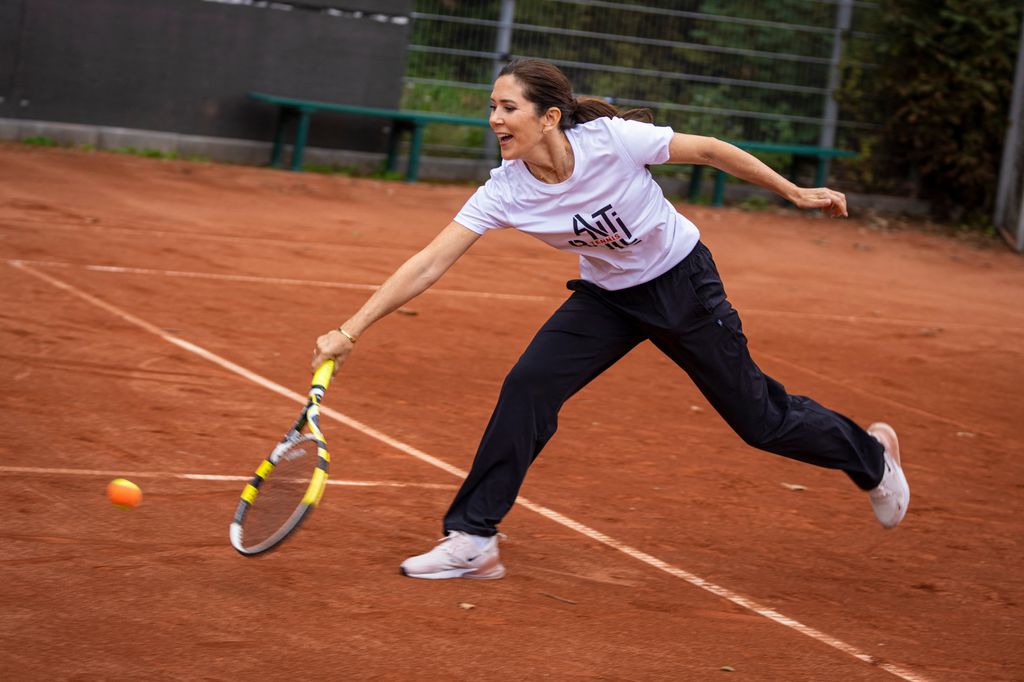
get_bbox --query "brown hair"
[497,58,653,129]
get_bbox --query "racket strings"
[241,437,320,549]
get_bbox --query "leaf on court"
[689,405,704,413]
[458,602,475,610]
[781,483,807,491]
[956,431,976,438]
[919,327,943,337]
[720,666,735,672]
[397,307,419,316]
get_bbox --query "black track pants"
[443,242,886,537]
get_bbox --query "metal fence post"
[818,0,853,184]
[483,0,515,160]
[493,0,515,78]
[995,10,1024,251]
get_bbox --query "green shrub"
[839,0,1022,222]
[21,136,57,146]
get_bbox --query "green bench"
[248,91,491,181]
[686,141,857,207]
[249,92,855,201]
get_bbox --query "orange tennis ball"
[107,478,142,509]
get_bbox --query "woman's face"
[489,75,549,160]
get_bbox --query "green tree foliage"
[838,0,1021,221]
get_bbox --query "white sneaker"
[399,531,506,580]
[867,422,910,529]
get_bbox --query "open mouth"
[496,133,513,145]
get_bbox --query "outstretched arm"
[667,133,848,218]
[311,221,481,372]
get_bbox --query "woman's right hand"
[311,329,355,374]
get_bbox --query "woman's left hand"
[789,187,848,218]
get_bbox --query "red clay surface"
[1,142,1022,681]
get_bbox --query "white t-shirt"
[454,116,700,290]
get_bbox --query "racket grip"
[313,360,335,389]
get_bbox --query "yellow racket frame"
[230,360,334,555]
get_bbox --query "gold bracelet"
[337,327,357,344]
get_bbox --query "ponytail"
[499,58,655,130]
[572,97,654,126]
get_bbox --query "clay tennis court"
[1,142,1021,680]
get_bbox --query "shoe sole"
[399,564,506,580]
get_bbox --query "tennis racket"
[230,360,334,555]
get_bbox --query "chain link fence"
[402,0,882,189]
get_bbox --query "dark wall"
[0,1,26,106]
[0,0,413,152]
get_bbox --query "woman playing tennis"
[311,58,910,580]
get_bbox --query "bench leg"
[386,124,402,174]
[778,156,803,208]
[712,169,727,207]
[406,123,424,182]
[815,157,828,187]
[687,165,704,202]
[291,109,312,172]
[270,107,291,168]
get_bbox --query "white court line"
[7,219,557,266]
[10,257,1009,439]
[0,466,456,490]
[13,257,1023,332]
[8,259,928,682]
[10,259,554,303]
